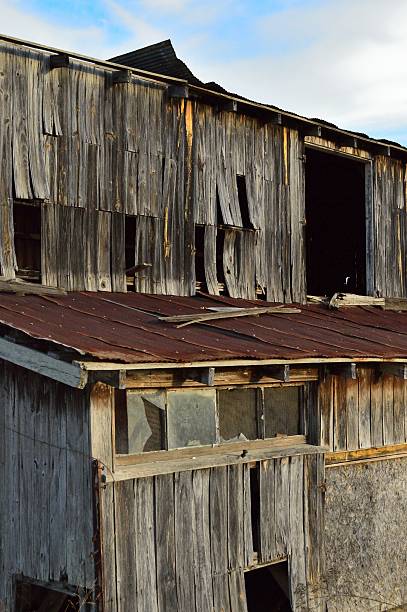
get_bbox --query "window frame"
[114,382,307,462]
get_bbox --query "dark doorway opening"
[245,561,291,612]
[15,578,86,612]
[305,147,367,296]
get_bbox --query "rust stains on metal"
[0,292,406,364]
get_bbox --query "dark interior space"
[13,202,41,282]
[236,174,252,228]
[195,225,206,291]
[305,148,367,296]
[249,465,260,554]
[125,215,137,290]
[15,580,82,612]
[245,562,292,612]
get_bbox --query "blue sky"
[2,0,407,145]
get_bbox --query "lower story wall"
[101,451,325,612]
[324,457,407,611]
[0,362,95,611]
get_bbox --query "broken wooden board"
[158,305,301,328]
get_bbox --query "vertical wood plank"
[393,377,405,444]
[192,469,213,612]
[288,455,306,611]
[228,463,244,570]
[346,376,359,451]
[259,459,276,563]
[358,367,372,449]
[155,474,177,612]
[135,478,158,612]
[210,466,230,612]
[382,374,395,445]
[174,470,195,612]
[115,480,137,612]
[370,370,383,447]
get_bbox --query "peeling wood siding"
[0,361,95,611]
[318,367,407,451]
[0,43,404,299]
[373,156,407,298]
[0,43,306,300]
[100,454,324,612]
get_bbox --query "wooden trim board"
[326,443,407,467]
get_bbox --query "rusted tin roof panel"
[0,292,406,364]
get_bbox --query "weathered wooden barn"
[1,34,407,612]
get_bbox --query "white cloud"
[192,0,407,141]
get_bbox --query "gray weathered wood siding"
[372,156,407,298]
[318,366,407,451]
[101,453,324,612]
[0,42,307,300]
[0,361,95,611]
[324,457,407,611]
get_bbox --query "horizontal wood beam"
[123,365,315,389]
[329,363,358,379]
[326,443,407,467]
[217,100,238,113]
[0,337,87,388]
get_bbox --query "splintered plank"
[135,478,158,612]
[345,375,359,451]
[370,370,383,447]
[155,474,178,612]
[12,51,32,199]
[97,210,112,291]
[210,466,231,612]
[304,453,325,612]
[111,212,126,292]
[192,469,213,612]
[228,570,248,612]
[259,459,276,563]
[228,463,244,570]
[115,480,137,612]
[288,455,306,610]
[243,463,254,567]
[333,375,347,451]
[174,470,195,612]
[382,374,395,445]
[393,377,406,444]
[100,483,118,612]
[274,457,289,559]
[358,367,372,449]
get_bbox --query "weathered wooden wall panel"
[0,361,95,612]
[318,367,407,452]
[325,458,407,611]
[373,156,407,298]
[0,42,308,300]
[101,452,324,611]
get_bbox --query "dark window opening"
[15,579,87,612]
[13,202,41,283]
[125,215,137,291]
[195,225,206,292]
[216,185,224,225]
[245,562,291,612]
[236,174,252,229]
[218,388,258,442]
[249,465,261,555]
[305,148,367,297]
[264,387,302,438]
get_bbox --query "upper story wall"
[0,41,405,300]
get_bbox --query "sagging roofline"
[0,31,406,160]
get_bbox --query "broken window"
[115,390,166,454]
[218,388,259,442]
[264,386,302,438]
[167,388,217,449]
[236,174,252,229]
[114,385,304,457]
[244,561,291,612]
[13,201,41,282]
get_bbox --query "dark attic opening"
[244,561,291,612]
[305,147,367,297]
[13,201,41,283]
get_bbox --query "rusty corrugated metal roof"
[0,292,406,364]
